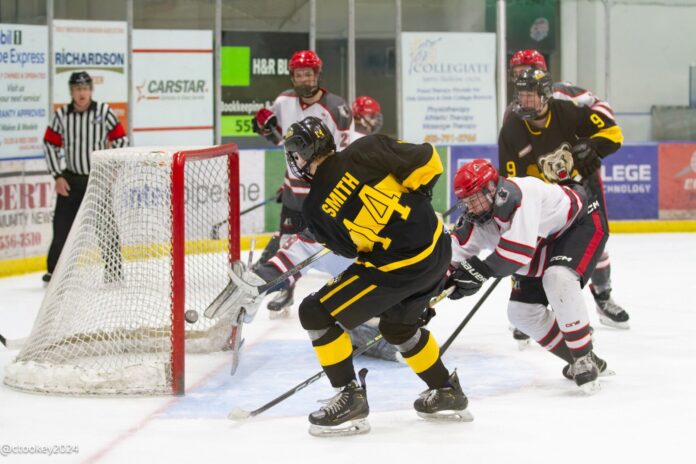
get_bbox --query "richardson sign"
[52,20,128,129]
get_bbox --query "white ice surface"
[0,234,695,464]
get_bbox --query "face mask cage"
[285,150,314,182]
[458,181,497,225]
[512,89,549,120]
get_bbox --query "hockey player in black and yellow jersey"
[499,68,630,330]
[284,116,471,437]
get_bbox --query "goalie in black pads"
[285,116,471,437]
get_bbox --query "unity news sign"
[400,32,497,145]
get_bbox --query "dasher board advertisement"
[400,32,497,145]
[221,31,308,149]
[0,24,48,160]
[132,29,213,146]
[52,20,128,129]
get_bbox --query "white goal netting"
[4,146,240,396]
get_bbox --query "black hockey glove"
[446,256,492,300]
[571,140,602,178]
[275,186,284,203]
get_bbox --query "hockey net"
[4,145,240,396]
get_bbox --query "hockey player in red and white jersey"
[447,159,611,394]
[503,49,629,339]
[251,50,355,317]
[350,95,383,142]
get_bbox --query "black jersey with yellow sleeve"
[498,98,623,182]
[302,134,448,286]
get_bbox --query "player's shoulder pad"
[493,178,523,223]
[452,216,475,245]
[552,82,589,99]
[322,92,353,131]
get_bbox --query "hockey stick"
[211,195,278,239]
[0,333,27,350]
[203,248,331,319]
[440,202,460,221]
[228,286,457,421]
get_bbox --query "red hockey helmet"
[509,49,548,70]
[509,49,547,82]
[453,159,499,224]
[289,50,323,73]
[352,95,381,117]
[352,96,383,134]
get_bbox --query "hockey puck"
[185,310,199,324]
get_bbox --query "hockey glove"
[571,140,602,178]
[446,256,492,300]
[253,108,282,144]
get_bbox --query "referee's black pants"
[46,171,122,279]
[47,171,88,274]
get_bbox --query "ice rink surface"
[0,233,694,464]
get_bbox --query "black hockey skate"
[308,368,370,437]
[562,351,613,381]
[268,285,294,319]
[512,327,531,350]
[566,352,605,395]
[590,286,630,330]
[414,370,473,422]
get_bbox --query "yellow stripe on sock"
[403,333,440,374]
[314,331,353,366]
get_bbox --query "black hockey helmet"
[284,116,335,181]
[69,71,93,88]
[512,68,553,120]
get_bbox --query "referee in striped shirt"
[42,71,128,283]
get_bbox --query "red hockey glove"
[253,108,282,144]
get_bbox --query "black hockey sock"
[562,324,594,359]
[549,340,574,364]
